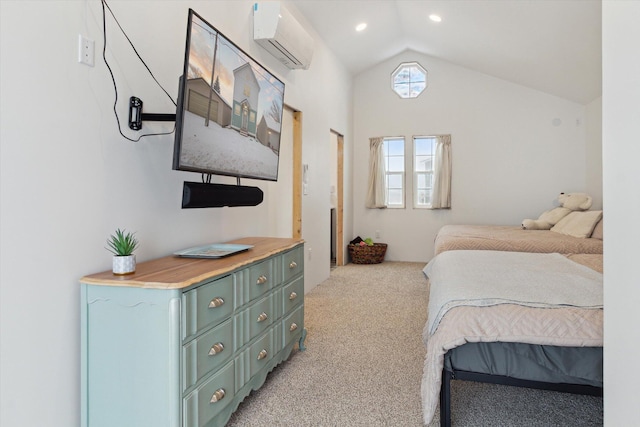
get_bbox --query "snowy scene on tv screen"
[178,14,285,181]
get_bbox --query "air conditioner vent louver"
[268,40,303,67]
[253,2,314,70]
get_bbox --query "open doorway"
[330,130,344,268]
[268,106,301,239]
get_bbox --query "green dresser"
[80,237,306,427]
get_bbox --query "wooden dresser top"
[80,237,304,290]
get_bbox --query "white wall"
[266,108,295,237]
[0,1,352,425]
[586,97,603,209]
[330,132,338,209]
[602,1,640,423]
[353,50,600,262]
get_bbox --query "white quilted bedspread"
[424,250,603,335]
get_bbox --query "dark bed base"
[439,368,603,427]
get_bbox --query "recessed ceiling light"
[429,14,442,23]
[355,23,367,32]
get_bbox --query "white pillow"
[591,218,604,239]
[551,210,603,238]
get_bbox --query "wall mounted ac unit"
[253,2,314,70]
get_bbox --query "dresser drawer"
[282,275,304,315]
[183,319,234,391]
[282,246,304,283]
[248,259,274,301]
[248,295,274,341]
[183,361,235,427]
[283,305,304,349]
[183,275,234,339]
[250,330,274,377]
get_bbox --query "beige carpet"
[226,262,603,426]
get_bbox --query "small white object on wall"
[303,163,309,195]
[78,34,95,67]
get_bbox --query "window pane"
[388,157,404,172]
[393,83,410,98]
[416,173,432,189]
[415,155,432,171]
[414,135,435,209]
[417,173,426,188]
[425,172,433,188]
[416,189,432,205]
[409,82,426,98]
[414,138,432,156]
[393,70,409,85]
[417,189,426,205]
[387,139,404,155]
[409,66,426,82]
[387,174,403,188]
[387,189,403,205]
[384,137,405,207]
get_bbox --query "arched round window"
[391,62,427,98]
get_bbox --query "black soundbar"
[181,181,264,208]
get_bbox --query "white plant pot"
[112,255,136,275]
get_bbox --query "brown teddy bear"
[522,192,593,230]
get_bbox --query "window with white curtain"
[383,137,405,208]
[414,136,436,208]
[367,134,450,210]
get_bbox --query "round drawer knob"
[289,323,298,332]
[257,349,268,360]
[289,261,297,269]
[257,312,269,323]
[256,275,268,285]
[289,291,298,301]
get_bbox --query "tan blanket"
[421,304,603,425]
[434,225,603,255]
[566,253,603,273]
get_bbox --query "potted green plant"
[106,228,139,275]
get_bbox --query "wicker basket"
[348,243,388,264]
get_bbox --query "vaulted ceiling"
[290,0,601,104]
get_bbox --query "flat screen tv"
[173,9,285,182]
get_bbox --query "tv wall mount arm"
[128,96,176,130]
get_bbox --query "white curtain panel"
[430,134,452,209]
[366,137,387,208]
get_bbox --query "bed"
[421,250,603,426]
[434,223,603,256]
